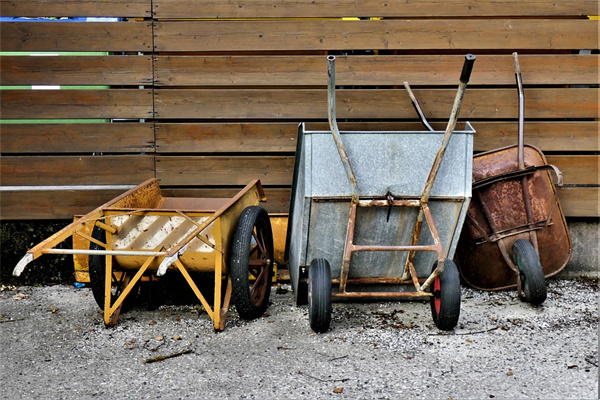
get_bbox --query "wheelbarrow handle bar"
[460,54,476,84]
[513,52,526,170]
[420,53,475,203]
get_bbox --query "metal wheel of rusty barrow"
[512,239,547,305]
[230,206,274,320]
[308,258,332,333]
[89,225,138,313]
[430,260,461,331]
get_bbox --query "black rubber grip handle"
[460,54,476,84]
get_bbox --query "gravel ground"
[0,278,597,400]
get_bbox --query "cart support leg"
[219,277,233,331]
[104,254,114,324]
[105,255,154,326]
[403,207,426,281]
[339,203,358,293]
[213,246,223,331]
[175,259,215,323]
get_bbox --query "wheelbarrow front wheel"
[308,258,332,333]
[88,226,138,312]
[512,239,547,305]
[430,260,461,331]
[231,206,274,320]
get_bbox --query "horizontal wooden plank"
[155,154,595,186]
[0,89,154,119]
[0,21,153,52]
[154,19,598,52]
[0,188,134,220]
[154,88,598,119]
[153,0,598,19]
[0,0,152,18]
[0,186,290,219]
[545,155,598,186]
[0,155,154,185]
[2,186,595,220]
[557,187,599,218]
[327,121,600,153]
[0,123,155,153]
[4,120,592,156]
[160,187,291,214]
[155,121,599,153]
[156,156,295,186]
[472,121,600,152]
[1,56,153,86]
[154,54,599,87]
[156,123,298,153]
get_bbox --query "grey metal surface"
[288,123,475,294]
[307,125,474,198]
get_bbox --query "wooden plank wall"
[1,0,598,220]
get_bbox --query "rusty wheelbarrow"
[13,179,274,330]
[285,54,476,332]
[454,53,572,304]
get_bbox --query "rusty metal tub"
[455,53,572,305]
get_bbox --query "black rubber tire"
[88,225,137,312]
[308,258,332,333]
[512,239,547,305]
[230,206,274,320]
[430,259,461,331]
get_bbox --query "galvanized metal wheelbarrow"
[13,179,274,330]
[285,54,476,332]
[455,53,572,304]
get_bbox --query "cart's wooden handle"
[460,54,476,84]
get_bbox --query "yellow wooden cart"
[13,178,274,331]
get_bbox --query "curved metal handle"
[326,55,360,203]
[513,52,525,170]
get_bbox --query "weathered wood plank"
[154,19,598,52]
[2,186,595,220]
[545,155,598,186]
[1,56,153,86]
[0,21,153,52]
[0,123,155,153]
[155,156,295,186]
[0,186,290,219]
[154,121,599,153]
[152,0,598,19]
[0,89,154,119]
[0,155,155,185]
[325,121,600,153]
[160,187,291,214]
[0,0,152,17]
[154,54,599,87]
[557,187,599,218]
[0,188,134,220]
[155,155,595,186]
[158,187,600,218]
[472,121,599,152]
[154,88,598,119]
[155,123,298,153]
